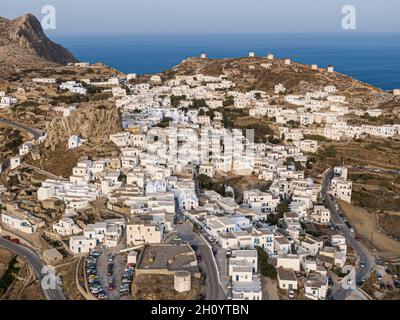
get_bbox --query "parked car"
[11,238,20,244]
[377,273,383,281]
[355,234,361,241]
[385,268,394,276]
[379,282,386,290]
[97,292,107,300]
[387,284,394,291]
[289,290,295,299]
[350,228,355,233]
[2,235,11,240]
[360,261,365,268]
[394,281,400,289]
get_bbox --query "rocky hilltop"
[44,104,122,150]
[0,13,78,69]
[162,56,399,111]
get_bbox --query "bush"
[223,96,234,107]
[317,146,337,160]
[16,100,40,108]
[198,174,226,196]
[90,92,112,101]
[170,95,186,107]
[158,117,174,128]
[0,256,20,296]
[257,247,277,279]
[190,99,208,109]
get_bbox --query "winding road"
[0,238,65,300]
[322,169,375,300]
[0,118,44,139]
[175,221,226,300]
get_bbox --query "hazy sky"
[2,0,400,35]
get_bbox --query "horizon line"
[49,31,400,37]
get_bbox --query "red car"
[11,238,20,244]
[355,234,361,241]
[2,235,11,240]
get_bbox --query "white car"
[289,290,295,299]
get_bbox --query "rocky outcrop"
[44,105,122,150]
[0,13,78,68]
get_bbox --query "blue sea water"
[53,33,400,90]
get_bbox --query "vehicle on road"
[361,276,366,283]
[10,238,20,244]
[97,292,107,300]
[377,273,383,281]
[350,228,355,233]
[360,261,365,268]
[355,234,361,241]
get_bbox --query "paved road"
[176,220,225,300]
[322,169,375,300]
[0,118,44,139]
[188,168,225,300]
[0,238,65,300]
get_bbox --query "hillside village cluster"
[1,53,399,300]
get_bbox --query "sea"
[53,33,400,91]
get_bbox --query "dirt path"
[339,201,400,258]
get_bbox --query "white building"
[10,156,21,170]
[68,135,83,149]
[126,218,163,246]
[304,275,328,300]
[69,236,96,254]
[53,218,82,236]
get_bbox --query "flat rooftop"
[138,244,198,273]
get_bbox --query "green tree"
[257,247,277,279]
